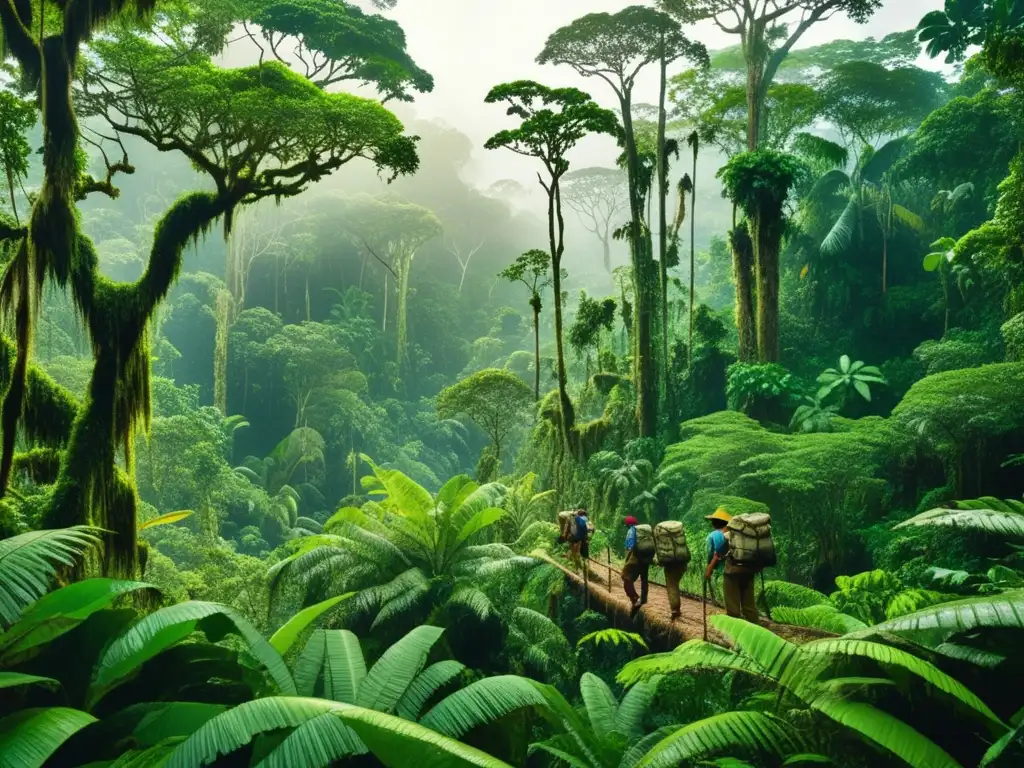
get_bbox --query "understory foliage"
[1,1,1024,766]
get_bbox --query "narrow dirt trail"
[539,553,832,649]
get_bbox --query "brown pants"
[663,563,685,615]
[622,553,649,604]
[724,565,759,622]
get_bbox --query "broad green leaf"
[131,703,228,747]
[323,630,367,704]
[895,507,1024,538]
[0,672,59,691]
[356,625,443,713]
[782,756,833,766]
[455,508,505,546]
[269,594,352,655]
[871,591,1024,642]
[635,711,799,768]
[711,615,797,678]
[420,676,552,739]
[852,379,872,402]
[809,697,960,768]
[0,707,97,768]
[396,660,466,721]
[616,676,662,741]
[579,672,619,735]
[923,252,943,272]
[166,698,512,768]
[138,511,193,531]
[618,641,768,687]
[0,527,102,627]
[89,601,295,706]
[257,713,366,768]
[0,579,159,662]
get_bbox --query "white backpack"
[725,513,776,569]
[654,521,691,566]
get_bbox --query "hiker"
[622,515,652,616]
[654,520,690,621]
[703,507,759,623]
[569,508,589,569]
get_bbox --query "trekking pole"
[760,570,771,621]
[702,578,708,641]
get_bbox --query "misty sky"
[380,0,944,186]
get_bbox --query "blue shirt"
[574,514,589,540]
[624,525,636,551]
[706,530,728,570]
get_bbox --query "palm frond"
[807,169,852,201]
[258,712,367,768]
[616,675,663,741]
[355,625,444,714]
[808,697,959,768]
[860,136,909,184]
[0,707,98,768]
[447,588,495,621]
[0,579,159,663]
[891,204,926,233]
[791,134,848,170]
[322,629,367,704]
[579,672,619,735]
[820,198,860,256]
[89,601,295,707]
[871,591,1024,642]
[577,629,647,651]
[396,660,466,721]
[770,605,865,634]
[894,503,1024,538]
[420,675,552,740]
[0,527,103,627]
[711,616,798,679]
[370,579,431,631]
[634,711,800,768]
[617,641,770,687]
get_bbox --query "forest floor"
[539,553,832,649]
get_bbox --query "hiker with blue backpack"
[569,508,589,569]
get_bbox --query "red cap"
[623,516,639,526]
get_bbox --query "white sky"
[380,0,944,186]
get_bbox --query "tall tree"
[0,8,418,574]
[338,195,442,373]
[561,167,628,274]
[686,131,699,367]
[436,368,533,462]
[718,151,806,362]
[660,0,883,149]
[499,248,554,400]
[538,6,708,437]
[484,81,618,451]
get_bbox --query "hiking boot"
[670,611,681,621]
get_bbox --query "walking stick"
[702,577,708,641]
[760,570,771,621]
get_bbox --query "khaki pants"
[724,564,759,622]
[622,552,650,604]
[663,562,685,615]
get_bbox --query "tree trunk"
[730,223,757,362]
[620,96,657,437]
[746,65,764,151]
[689,143,697,369]
[601,234,611,274]
[656,40,670,416]
[396,255,412,370]
[752,213,781,363]
[549,181,575,448]
[213,290,231,416]
[532,301,541,400]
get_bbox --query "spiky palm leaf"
[871,591,1024,641]
[420,675,553,740]
[0,527,103,627]
[791,134,849,171]
[820,197,860,255]
[859,137,909,184]
[356,625,445,713]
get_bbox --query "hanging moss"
[12,447,62,484]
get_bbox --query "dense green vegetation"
[1,0,1023,766]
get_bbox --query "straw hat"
[705,507,732,523]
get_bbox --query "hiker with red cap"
[621,515,651,617]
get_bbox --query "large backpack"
[573,514,589,542]
[654,521,690,567]
[633,524,656,563]
[557,511,574,541]
[725,513,776,569]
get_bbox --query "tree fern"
[763,581,829,610]
[576,629,648,651]
[0,527,103,627]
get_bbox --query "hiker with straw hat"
[704,506,759,622]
